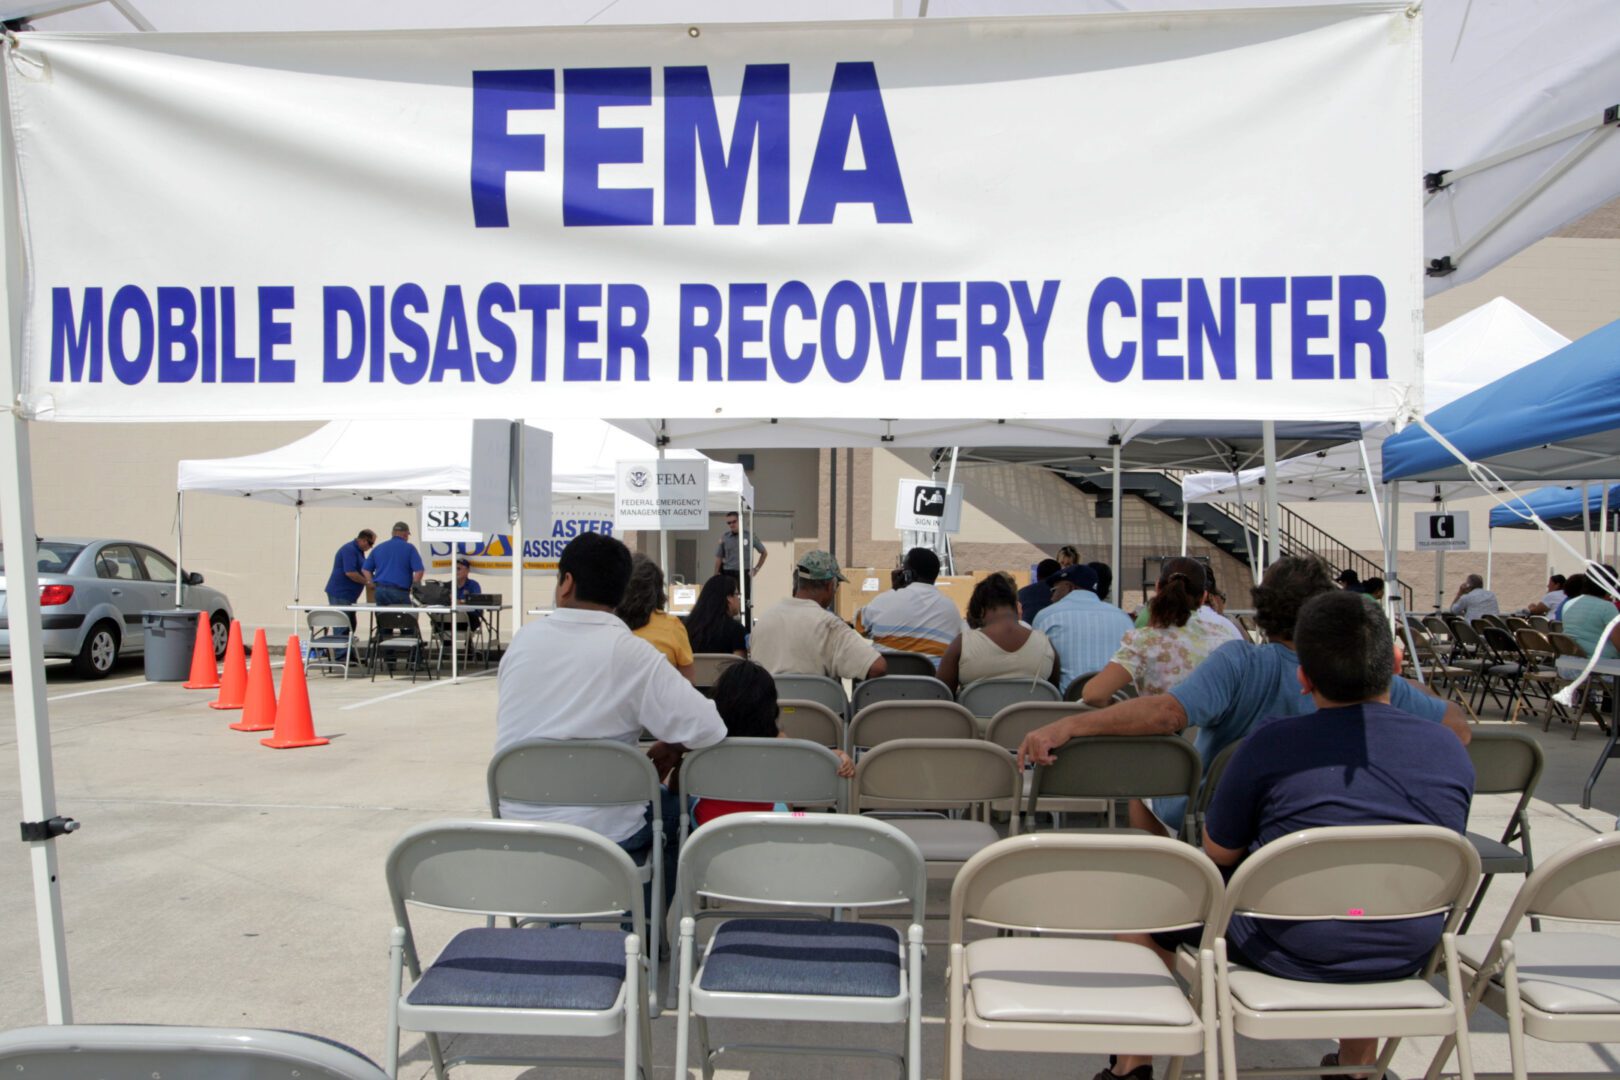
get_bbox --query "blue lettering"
[50,287,102,383]
[220,287,255,384]
[200,287,216,383]
[799,62,910,225]
[965,281,1011,380]
[107,285,153,386]
[1338,274,1387,378]
[367,286,386,383]
[1088,277,1135,383]
[920,281,960,380]
[605,284,649,381]
[323,286,365,383]
[820,280,870,383]
[1239,277,1285,380]
[475,282,517,383]
[769,280,816,383]
[470,69,554,228]
[258,286,296,383]
[1140,278,1183,381]
[1187,278,1235,380]
[678,283,723,380]
[563,283,602,380]
[871,282,914,380]
[664,64,790,226]
[727,283,767,381]
[518,284,559,381]
[430,285,475,382]
[563,67,653,227]
[1011,280,1058,380]
[389,282,430,385]
[156,287,197,384]
[1290,275,1333,380]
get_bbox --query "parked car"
[0,538,234,678]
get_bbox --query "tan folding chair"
[852,674,954,713]
[947,833,1223,1080]
[1211,825,1481,1080]
[1189,739,1243,845]
[0,1025,389,1080]
[957,675,1060,725]
[984,702,1108,822]
[776,698,845,749]
[1026,735,1202,841]
[773,673,850,723]
[848,700,977,754]
[878,650,940,677]
[678,738,847,847]
[1460,730,1543,933]
[1423,832,1620,1080]
[1063,670,1103,702]
[691,652,741,692]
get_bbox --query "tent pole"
[292,498,303,606]
[940,447,959,576]
[736,491,746,629]
[1433,486,1446,611]
[175,492,184,608]
[1261,421,1281,568]
[1601,482,1611,566]
[1110,441,1123,609]
[1389,483,1403,612]
[657,445,670,610]
[1358,441,1385,539]
[1486,526,1494,591]
[510,421,523,632]
[1179,501,1188,557]
[1583,482,1593,561]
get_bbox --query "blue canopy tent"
[1489,484,1620,530]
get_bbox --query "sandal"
[1320,1052,1372,1080]
[1091,1066,1152,1080]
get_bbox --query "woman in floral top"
[1081,557,1242,705]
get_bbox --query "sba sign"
[421,495,482,543]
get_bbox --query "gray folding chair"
[691,652,741,692]
[776,698,845,749]
[848,700,977,754]
[673,814,927,1080]
[306,608,355,678]
[384,819,649,1080]
[1026,735,1202,840]
[773,673,850,723]
[983,702,1107,822]
[1211,825,1481,1080]
[1189,738,1243,845]
[947,834,1223,1080]
[956,675,1060,723]
[877,650,940,677]
[487,739,665,1014]
[1064,670,1104,702]
[1424,832,1620,1080]
[1460,729,1544,932]
[369,610,430,683]
[0,1024,389,1080]
[677,737,847,847]
[851,674,953,713]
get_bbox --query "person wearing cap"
[323,528,375,631]
[362,520,424,606]
[1334,568,1361,592]
[854,547,966,666]
[455,557,483,630]
[1032,562,1134,694]
[751,550,888,681]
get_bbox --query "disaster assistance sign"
[8,6,1420,423]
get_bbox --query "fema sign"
[616,459,710,530]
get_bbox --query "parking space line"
[46,661,283,703]
[339,668,496,711]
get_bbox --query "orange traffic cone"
[262,636,329,750]
[182,611,220,690]
[229,628,278,733]
[208,620,248,710]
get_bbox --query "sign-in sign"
[421,495,482,543]
[616,459,710,530]
[1415,511,1470,552]
[895,479,963,533]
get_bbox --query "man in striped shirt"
[855,547,966,666]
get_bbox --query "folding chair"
[773,673,850,724]
[853,738,1020,886]
[1423,831,1620,1080]
[957,675,1060,724]
[487,739,666,1015]
[369,610,431,683]
[1410,626,1481,721]
[984,702,1108,823]
[878,650,940,677]
[851,674,953,713]
[1527,615,1552,632]
[1210,825,1481,1080]
[0,1024,389,1080]
[306,608,355,678]
[1064,670,1103,702]
[691,652,741,692]
[1479,625,1535,722]
[673,814,927,1080]
[678,737,847,847]
[1236,614,1262,643]
[1189,738,1243,845]
[848,700,977,754]
[1026,735,1202,841]
[1547,634,1611,739]
[385,819,649,1080]
[428,610,480,674]
[1503,615,1532,633]
[1460,730,1544,933]
[947,834,1224,1080]
[1512,628,1564,723]
[776,698,845,749]
[1450,621,1509,714]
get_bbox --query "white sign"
[616,459,710,531]
[10,8,1419,424]
[1415,511,1471,551]
[895,479,964,533]
[421,495,481,543]
[429,504,615,571]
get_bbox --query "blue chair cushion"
[408,927,627,1011]
[699,919,901,998]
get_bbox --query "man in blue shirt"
[1018,558,1061,624]
[1019,556,1471,838]
[1099,589,1475,1080]
[363,521,424,606]
[1032,563,1135,693]
[324,529,375,631]
[455,557,483,631]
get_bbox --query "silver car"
[0,538,235,678]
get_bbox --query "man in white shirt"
[1449,574,1501,621]
[855,547,967,665]
[495,532,726,875]
[1033,563,1136,692]
[752,550,888,680]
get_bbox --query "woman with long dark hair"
[684,573,748,656]
[616,554,697,682]
[1081,556,1242,705]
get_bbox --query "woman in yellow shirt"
[617,554,696,683]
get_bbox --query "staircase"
[1073,469,1415,610]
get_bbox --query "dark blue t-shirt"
[1206,702,1475,982]
[1017,581,1053,624]
[363,536,424,589]
[324,539,367,603]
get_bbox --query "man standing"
[324,528,374,630]
[495,533,725,882]
[715,510,766,615]
[1032,563,1134,693]
[363,521,424,606]
[752,551,887,681]
[855,547,966,665]
[1450,573,1500,620]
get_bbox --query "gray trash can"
[142,609,202,682]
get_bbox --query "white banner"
[616,459,710,530]
[429,505,615,572]
[8,7,1419,424]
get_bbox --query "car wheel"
[72,620,120,679]
[210,612,230,658]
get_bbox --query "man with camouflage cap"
[751,550,888,681]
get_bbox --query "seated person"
[854,546,966,665]
[751,551,887,680]
[1032,563,1135,693]
[453,557,483,630]
[1449,574,1499,620]
[1526,574,1566,617]
[1558,573,1620,659]
[937,572,1058,693]
[1018,558,1062,624]
[1087,561,1114,604]
[1100,589,1474,1080]
[1082,557,1241,705]
[693,660,854,826]
[616,554,696,683]
[683,574,748,656]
